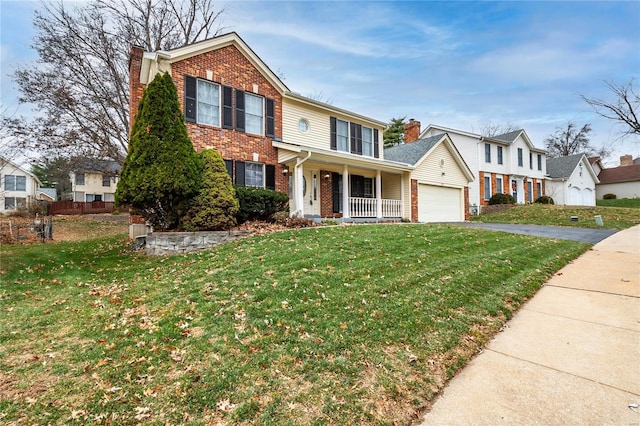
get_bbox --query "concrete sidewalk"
[420,225,640,425]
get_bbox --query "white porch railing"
[349,197,402,218]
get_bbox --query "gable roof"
[73,159,121,175]
[491,130,523,143]
[139,32,289,93]
[0,156,42,185]
[546,153,598,183]
[597,163,640,184]
[384,133,474,181]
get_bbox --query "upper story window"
[102,175,111,187]
[184,75,275,138]
[4,175,26,191]
[537,154,542,171]
[196,79,220,126]
[75,173,85,186]
[330,117,379,158]
[529,152,533,169]
[497,146,503,165]
[484,143,491,163]
[517,148,523,167]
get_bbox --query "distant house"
[0,156,41,214]
[38,188,57,202]
[592,155,640,199]
[546,153,599,206]
[70,159,121,202]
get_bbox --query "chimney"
[620,154,633,166]
[403,119,421,143]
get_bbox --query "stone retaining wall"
[145,230,252,255]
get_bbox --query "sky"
[1,0,639,166]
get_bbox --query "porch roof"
[272,141,413,173]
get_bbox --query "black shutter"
[235,90,245,132]
[332,172,342,213]
[224,159,233,181]
[222,86,233,129]
[184,75,197,122]
[330,117,337,150]
[351,124,362,155]
[265,165,276,190]
[235,161,245,186]
[266,98,275,138]
[350,123,357,154]
[373,129,379,158]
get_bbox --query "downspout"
[293,151,312,218]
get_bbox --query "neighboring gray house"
[546,153,599,206]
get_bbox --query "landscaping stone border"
[145,230,253,255]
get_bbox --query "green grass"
[0,224,588,424]
[471,204,640,229]
[596,198,640,208]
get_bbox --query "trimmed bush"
[534,195,555,205]
[182,149,239,231]
[235,186,289,223]
[488,193,515,205]
[603,193,617,200]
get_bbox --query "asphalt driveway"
[457,222,618,244]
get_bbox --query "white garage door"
[418,184,463,223]
[582,188,595,206]
[569,186,581,205]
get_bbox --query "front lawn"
[471,204,640,229]
[1,224,588,424]
[596,198,640,208]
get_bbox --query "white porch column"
[342,164,350,219]
[294,163,304,217]
[400,172,405,219]
[376,169,382,218]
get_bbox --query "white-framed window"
[484,175,491,200]
[4,197,26,210]
[245,92,264,135]
[245,162,264,188]
[364,177,374,198]
[86,194,102,202]
[517,148,523,167]
[362,126,373,157]
[102,175,111,187]
[527,181,533,202]
[4,175,26,191]
[197,79,220,126]
[537,154,542,171]
[484,143,491,163]
[75,173,85,186]
[336,119,349,152]
[497,146,503,165]
[536,181,542,198]
[529,152,533,169]
[496,175,503,194]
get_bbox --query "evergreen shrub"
[534,195,555,204]
[488,193,515,205]
[603,193,617,200]
[235,186,289,223]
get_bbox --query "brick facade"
[129,44,288,194]
[410,179,418,222]
[464,186,470,221]
[319,171,341,218]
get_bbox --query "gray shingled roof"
[383,134,444,165]
[491,130,523,143]
[546,153,584,179]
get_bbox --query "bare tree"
[2,0,227,164]
[581,79,640,136]
[544,121,610,158]
[477,122,519,137]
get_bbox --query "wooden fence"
[47,201,117,215]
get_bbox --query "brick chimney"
[129,45,145,133]
[620,154,633,166]
[403,119,421,143]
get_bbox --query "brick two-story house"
[130,32,473,222]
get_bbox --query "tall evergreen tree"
[182,149,239,231]
[116,72,201,230]
[383,117,406,148]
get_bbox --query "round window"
[298,119,309,133]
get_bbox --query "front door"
[303,169,321,216]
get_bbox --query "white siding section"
[0,160,39,213]
[411,143,468,187]
[381,173,401,200]
[71,172,118,202]
[596,182,640,199]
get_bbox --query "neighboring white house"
[0,156,41,214]
[419,124,547,213]
[592,155,640,199]
[546,153,599,206]
[70,160,121,202]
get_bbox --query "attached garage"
[418,184,463,222]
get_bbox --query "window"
[102,175,111,187]
[483,175,491,200]
[484,143,491,163]
[336,119,349,152]
[75,173,85,186]
[245,162,264,188]
[362,126,373,157]
[4,175,26,191]
[196,79,220,126]
[517,148,523,167]
[4,197,26,210]
[529,152,533,169]
[536,181,542,198]
[86,194,102,202]
[527,181,533,202]
[496,175,503,194]
[244,92,264,135]
[497,146,503,165]
[364,177,374,198]
[537,154,542,171]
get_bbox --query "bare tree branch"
[543,121,609,158]
[581,78,640,136]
